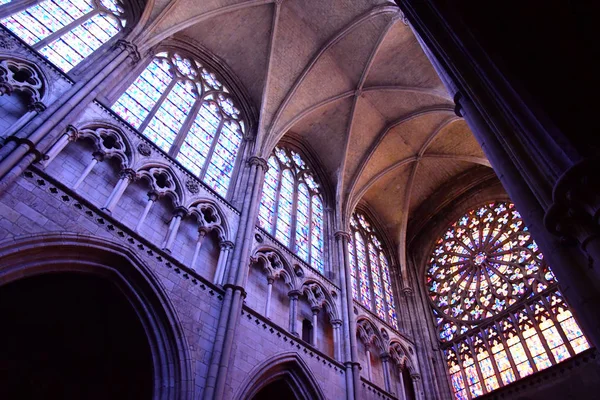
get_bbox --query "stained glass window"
[348,210,399,329]
[257,146,325,273]
[425,201,591,399]
[1,0,126,72]
[112,51,246,198]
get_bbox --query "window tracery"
[111,51,245,198]
[1,0,127,72]
[257,146,325,273]
[349,211,398,330]
[425,201,590,399]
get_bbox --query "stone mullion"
[480,327,504,389]
[508,313,538,374]
[167,93,203,158]
[137,77,177,133]
[351,230,361,303]
[33,10,98,50]
[540,295,576,356]
[493,320,520,379]
[523,302,556,365]
[466,336,487,394]
[199,118,226,179]
[270,164,284,236]
[225,135,249,201]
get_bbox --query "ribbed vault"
[136,0,493,269]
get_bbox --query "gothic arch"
[0,55,48,108]
[73,121,134,169]
[136,163,184,207]
[250,246,297,289]
[389,340,415,373]
[300,279,339,320]
[356,316,386,354]
[234,352,326,400]
[187,199,230,242]
[0,233,193,400]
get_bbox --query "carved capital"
[247,156,269,171]
[115,39,140,63]
[410,373,421,382]
[28,101,46,113]
[288,289,301,298]
[220,240,234,250]
[119,168,137,181]
[334,230,352,241]
[173,206,188,218]
[402,287,414,297]
[65,125,80,141]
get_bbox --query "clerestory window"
[1,0,127,72]
[425,201,590,399]
[348,211,398,330]
[258,146,325,274]
[111,51,245,198]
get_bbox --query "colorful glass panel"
[310,195,324,273]
[295,184,310,262]
[380,253,398,329]
[429,202,591,399]
[349,239,358,300]
[274,169,293,245]
[1,0,124,72]
[257,147,325,273]
[368,242,385,320]
[354,232,371,308]
[112,52,244,198]
[258,156,280,230]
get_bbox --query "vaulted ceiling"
[134,0,494,254]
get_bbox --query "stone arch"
[0,55,48,108]
[187,199,230,242]
[250,246,296,289]
[357,317,386,354]
[301,279,339,320]
[74,121,134,169]
[389,340,415,373]
[0,233,193,400]
[234,352,326,400]
[136,163,184,207]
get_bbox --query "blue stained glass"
[1,0,122,72]
[0,0,12,5]
[310,195,324,273]
[203,120,242,197]
[369,243,386,320]
[275,169,294,245]
[379,253,398,329]
[349,240,359,300]
[258,156,280,230]
[295,184,310,261]
[355,232,372,308]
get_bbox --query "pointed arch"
[0,233,194,400]
[74,121,134,169]
[300,279,339,320]
[251,245,297,289]
[357,316,386,354]
[234,352,326,400]
[187,199,230,242]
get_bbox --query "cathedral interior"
[0,1,598,399]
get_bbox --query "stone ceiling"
[134,0,493,259]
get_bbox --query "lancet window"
[348,211,398,330]
[0,0,127,72]
[111,51,245,198]
[258,146,325,273]
[425,201,590,399]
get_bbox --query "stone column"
[331,319,343,361]
[381,353,392,393]
[161,207,187,252]
[190,228,208,271]
[398,369,407,400]
[0,40,140,186]
[311,307,320,347]
[335,230,361,399]
[41,125,79,167]
[411,373,423,400]
[101,168,135,213]
[205,156,267,400]
[135,191,158,232]
[365,345,373,381]
[288,290,300,336]
[72,151,103,190]
[264,277,274,319]
[213,241,233,285]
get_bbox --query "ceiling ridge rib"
[397,160,420,281]
[265,4,398,152]
[142,0,274,51]
[339,14,397,225]
[345,105,454,211]
[255,1,282,151]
